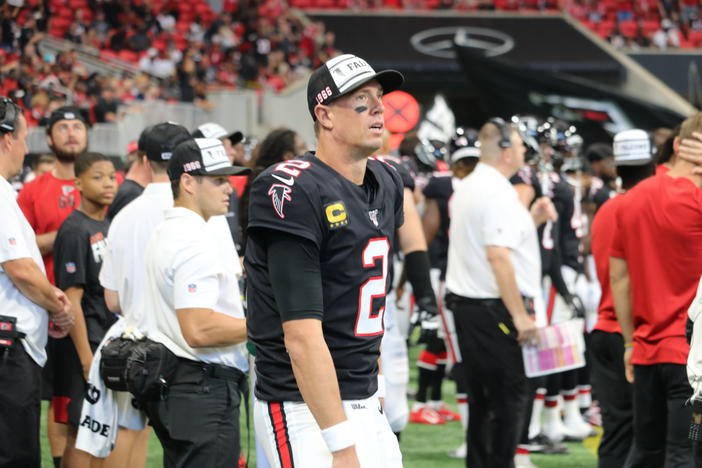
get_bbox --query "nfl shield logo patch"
[368,209,379,227]
[65,262,76,273]
[7,237,16,246]
[187,283,197,293]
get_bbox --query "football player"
[246,54,405,468]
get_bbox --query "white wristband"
[321,420,355,453]
[377,374,386,399]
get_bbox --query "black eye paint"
[354,106,368,114]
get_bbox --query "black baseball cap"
[191,122,244,145]
[45,106,89,134]
[307,53,404,120]
[138,122,192,162]
[167,138,251,181]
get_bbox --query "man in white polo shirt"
[0,98,74,466]
[100,122,193,330]
[141,137,250,467]
[95,123,240,464]
[445,118,555,468]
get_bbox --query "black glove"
[566,294,586,318]
[416,297,439,344]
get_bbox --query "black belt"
[175,358,246,384]
[445,294,503,308]
[446,293,534,312]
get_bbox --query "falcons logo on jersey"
[268,183,292,219]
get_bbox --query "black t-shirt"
[225,189,243,254]
[94,98,120,123]
[106,179,144,220]
[423,173,453,278]
[245,152,405,402]
[54,211,117,346]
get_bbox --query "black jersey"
[422,173,453,278]
[510,166,555,273]
[54,211,117,346]
[246,152,405,402]
[510,165,543,200]
[106,179,143,219]
[372,155,415,191]
[588,177,616,213]
[559,176,585,272]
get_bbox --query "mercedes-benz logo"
[410,26,514,59]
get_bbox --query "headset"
[0,97,18,134]
[488,117,512,149]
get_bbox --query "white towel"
[75,318,147,457]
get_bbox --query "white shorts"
[254,396,402,468]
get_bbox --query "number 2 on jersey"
[355,238,390,336]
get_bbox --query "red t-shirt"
[656,164,670,175]
[17,172,80,284]
[611,173,702,365]
[229,175,248,198]
[592,194,625,334]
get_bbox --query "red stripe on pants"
[268,402,294,468]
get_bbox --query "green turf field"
[39,342,599,467]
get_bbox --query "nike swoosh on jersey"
[271,173,294,186]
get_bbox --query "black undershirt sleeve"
[264,229,325,322]
[405,250,437,307]
[548,247,572,300]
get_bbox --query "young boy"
[53,152,118,466]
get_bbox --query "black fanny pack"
[100,336,140,391]
[125,339,179,402]
[0,315,25,349]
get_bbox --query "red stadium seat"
[194,3,211,14]
[314,0,335,9]
[175,21,190,34]
[118,49,139,62]
[678,30,693,48]
[619,20,637,38]
[56,6,73,18]
[223,0,238,13]
[581,19,596,31]
[290,0,312,8]
[51,16,71,29]
[173,36,188,49]
[48,26,65,38]
[152,38,168,51]
[597,20,616,37]
[615,0,633,11]
[99,49,118,61]
[643,19,661,37]
[689,30,702,48]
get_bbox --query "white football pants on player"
[254,395,402,468]
[381,291,410,433]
